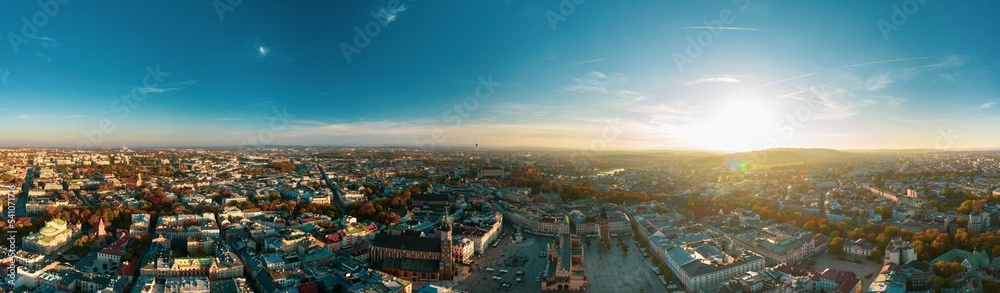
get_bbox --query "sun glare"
[694,100,775,152]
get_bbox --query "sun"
[693,99,776,152]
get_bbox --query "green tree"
[803,220,819,232]
[829,237,845,255]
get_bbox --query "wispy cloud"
[562,71,624,93]
[139,80,199,93]
[374,4,409,25]
[839,56,933,69]
[257,46,270,57]
[0,69,8,84]
[549,58,605,69]
[856,55,967,91]
[683,76,742,86]
[886,97,906,107]
[666,26,761,31]
[864,73,894,91]
[29,35,56,43]
[979,102,996,109]
[34,52,53,62]
[28,35,60,47]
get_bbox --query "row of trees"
[344,180,431,225]
[509,178,652,203]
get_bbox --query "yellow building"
[23,219,79,254]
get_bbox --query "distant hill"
[692,148,858,169]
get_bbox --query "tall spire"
[441,212,452,231]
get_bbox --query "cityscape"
[2,1,1000,293]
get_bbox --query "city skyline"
[2,1,999,151]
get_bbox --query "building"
[809,268,863,293]
[818,192,826,218]
[315,216,376,252]
[370,215,453,282]
[845,239,875,257]
[124,174,143,189]
[22,219,80,254]
[411,193,450,206]
[867,264,906,293]
[728,224,826,265]
[130,213,151,236]
[931,249,990,272]
[139,254,244,280]
[598,208,611,250]
[883,238,916,266]
[452,237,474,265]
[542,223,587,291]
[968,211,990,234]
[155,213,220,240]
[478,166,504,178]
[662,238,765,292]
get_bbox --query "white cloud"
[979,102,996,109]
[257,46,270,57]
[0,69,8,84]
[864,73,894,91]
[139,80,199,93]
[563,71,624,93]
[683,76,742,86]
[861,55,967,91]
[28,35,60,47]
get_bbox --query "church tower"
[599,207,611,250]
[436,214,454,279]
[819,192,827,218]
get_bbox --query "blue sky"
[1,0,998,151]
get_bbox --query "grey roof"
[380,257,441,273]
[372,233,442,253]
[413,193,450,203]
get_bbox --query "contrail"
[840,56,933,69]
[549,59,606,69]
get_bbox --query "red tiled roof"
[835,277,861,293]
[116,257,140,276]
[296,282,319,293]
[99,246,125,256]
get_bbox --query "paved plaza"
[444,226,673,292]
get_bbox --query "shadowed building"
[370,214,454,282]
[598,208,611,250]
[542,216,587,291]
